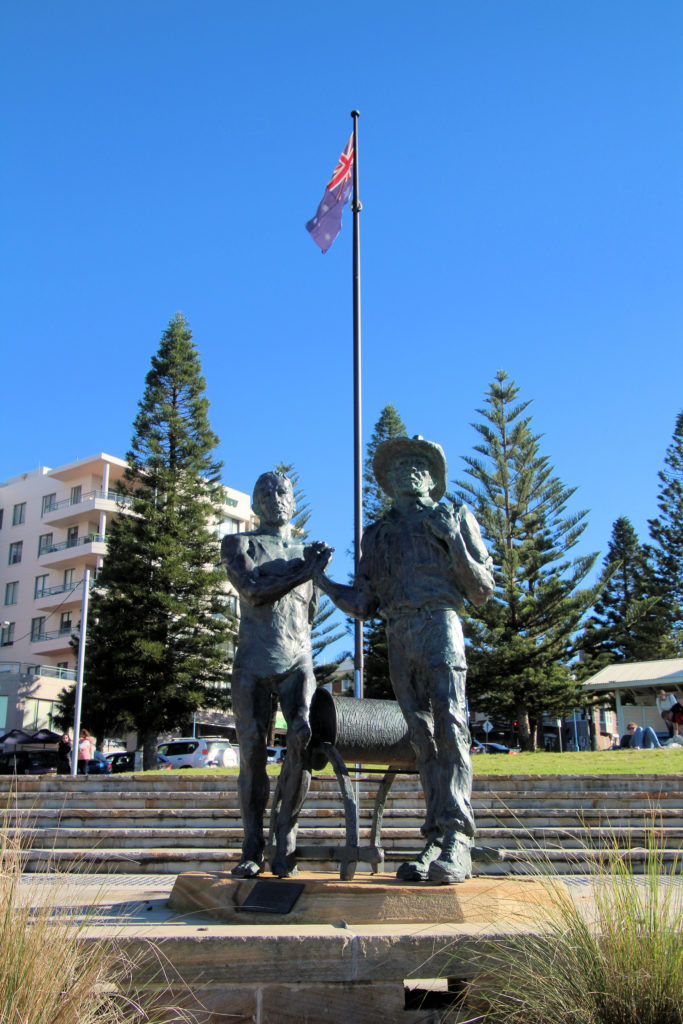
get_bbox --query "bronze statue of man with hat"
[315,436,494,883]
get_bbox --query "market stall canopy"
[582,658,683,701]
[0,728,62,750]
[0,728,34,747]
[30,729,63,745]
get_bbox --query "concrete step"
[4,772,682,876]
[10,823,683,853]
[3,798,679,831]
[4,804,681,834]
[4,786,682,815]
[17,843,682,876]
[2,772,682,797]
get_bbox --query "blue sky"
[1,1,681,656]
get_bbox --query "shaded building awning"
[581,658,683,699]
[581,658,683,736]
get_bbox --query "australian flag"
[305,133,354,253]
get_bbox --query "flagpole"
[351,109,364,701]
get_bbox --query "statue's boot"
[270,827,298,878]
[396,837,443,882]
[232,838,265,878]
[231,858,263,879]
[427,831,472,885]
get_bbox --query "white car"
[157,737,238,769]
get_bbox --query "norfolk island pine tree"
[58,314,235,768]
[454,370,600,751]
[579,516,674,680]
[648,407,683,654]
[361,404,408,700]
[275,462,346,687]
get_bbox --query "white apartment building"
[0,454,254,734]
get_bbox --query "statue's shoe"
[427,832,472,885]
[270,853,299,878]
[231,858,263,879]
[396,838,443,882]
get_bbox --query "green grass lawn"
[471,748,683,775]
[139,748,683,777]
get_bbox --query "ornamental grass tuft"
[463,829,683,1024]
[0,814,199,1023]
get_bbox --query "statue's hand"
[425,503,457,542]
[304,541,334,574]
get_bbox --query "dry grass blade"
[459,825,683,1024]
[0,793,201,1024]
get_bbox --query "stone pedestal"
[148,873,561,1022]
[168,870,555,926]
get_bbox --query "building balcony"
[41,490,133,528]
[0,660,76,683]
[38,534,107,568]
[30,627,75,656]
[34,580,87,612]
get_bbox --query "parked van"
[156,737,238,769]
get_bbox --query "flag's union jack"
[306,133,355,253]
[327,136,354,198]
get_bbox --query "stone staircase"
[1,771,681,875]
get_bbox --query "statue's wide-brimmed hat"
[373,435,447,502]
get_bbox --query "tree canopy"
[362,403,408,699]
[275,462,346,685]
[579,516,673,677]
[455,370,599,750]
[648,408,683,653]
[59,314,234,766]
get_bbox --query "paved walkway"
[21,869,678,932]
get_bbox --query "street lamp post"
[71,568,91,776]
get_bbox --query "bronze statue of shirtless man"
[221,471,332,878]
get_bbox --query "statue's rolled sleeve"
[221,533,309,608]
[447,505,495,607]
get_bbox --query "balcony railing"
[35,580,85,598]
[0,660,76,681]
[44,490,133,513]
[31,626,74,644]
[43,533,106,554]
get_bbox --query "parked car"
[267,746,287,764]
[0,749,58,775]
[480,742,519,755]
[107,751,135,773]
[157,737,238,769]
[81,750,112,774]
[107,751,173,772]
[470,740,487,755]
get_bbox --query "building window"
[0,508,3,529]
[38,534,53,555]
[218,518,241,539]
[0,622,15,647]
[42,493,56,515]
[4,581,18,605]
[34,575,49,598]
[30,617,46,642]
[0,696,7,731]
[12,503,26,526]
[8,541,22,565]
[70,485,82,505]
[22,698,55,732]
[66,526,78,548]
[56,661,69,676]
[59,612,72,635]
[63,568,76,589]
